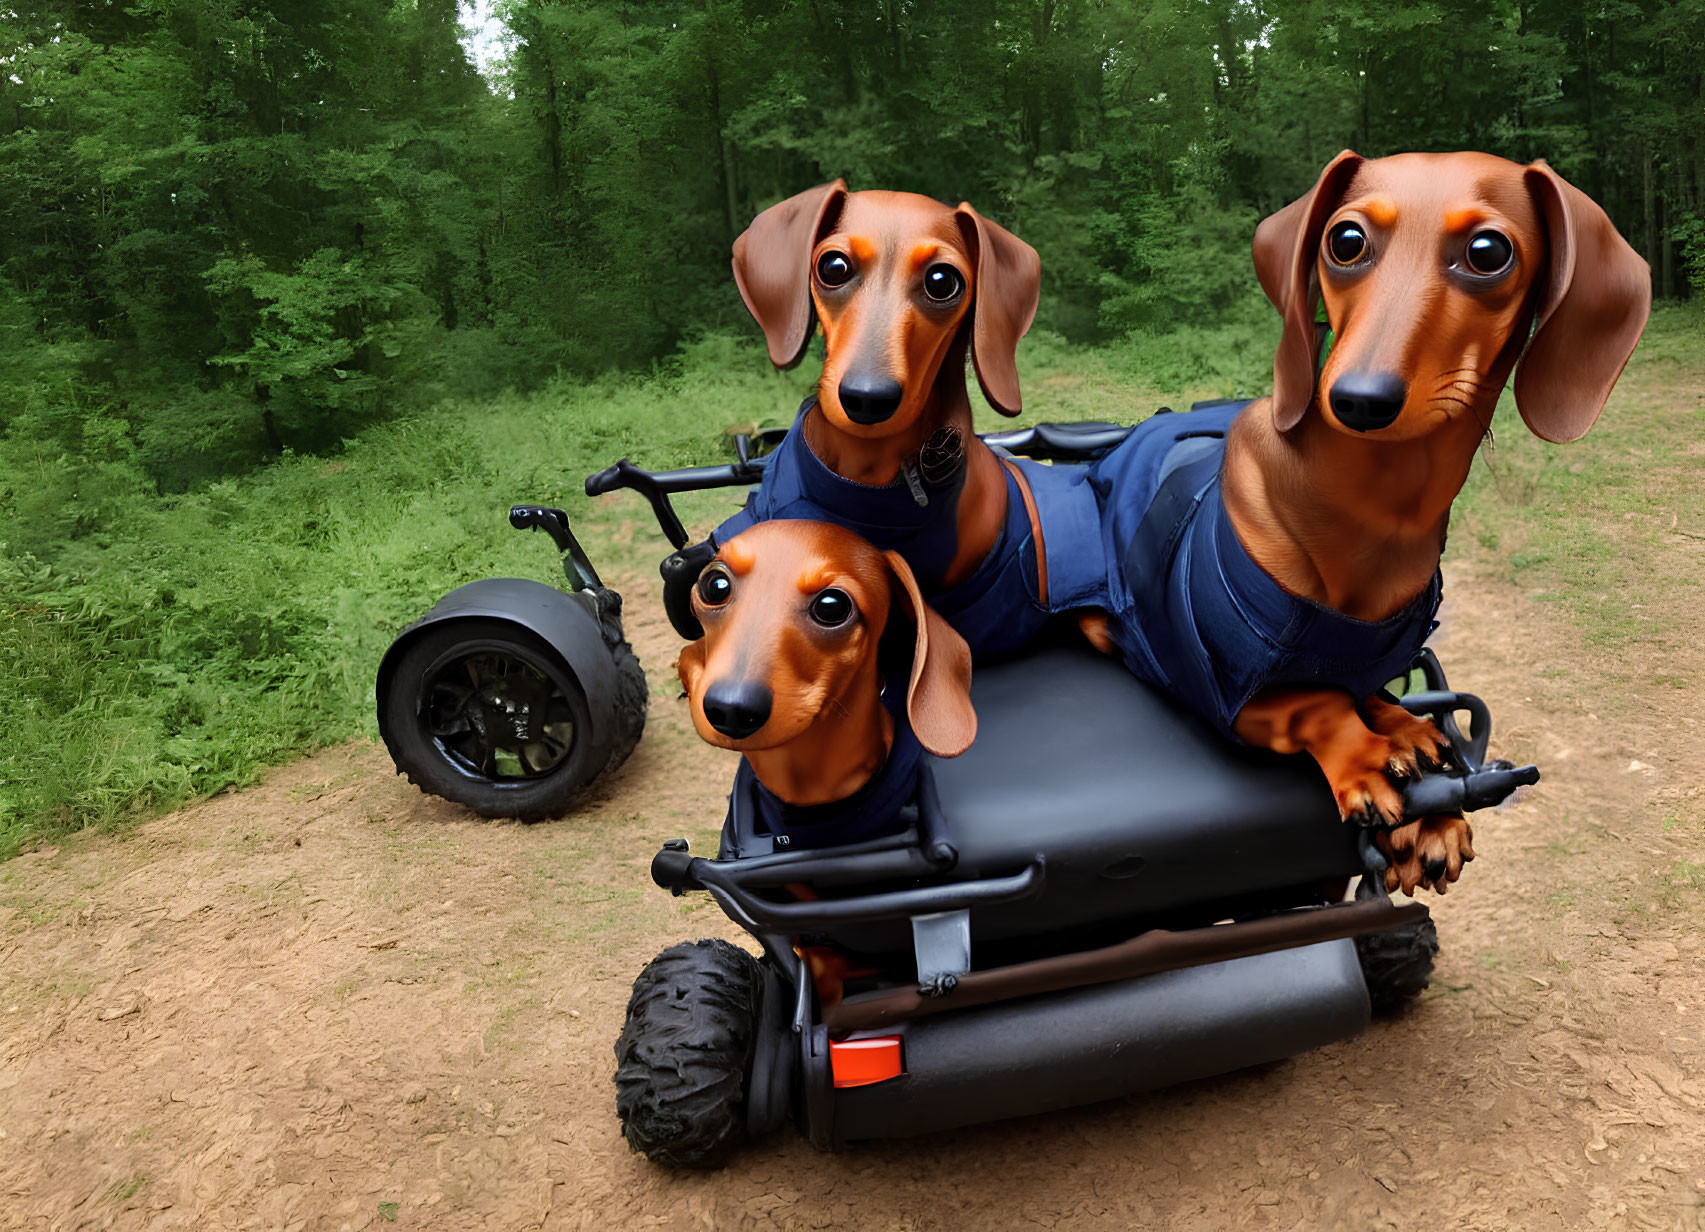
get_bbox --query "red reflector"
[830,1036,903,1088]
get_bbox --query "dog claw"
[1375,814,1474,897]
[1362,700,1457,779]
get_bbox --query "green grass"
[1453,302,1705,653]
[2,307,1699,859]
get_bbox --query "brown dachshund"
[1223,151,1651,893]
[676,519,977,1009]
[677,519,976,807]
[718,185,1066,661]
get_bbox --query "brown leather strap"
[1000,458,1047,607]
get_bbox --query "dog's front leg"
[1233,687,1411,827]
[1236,688,1476,895]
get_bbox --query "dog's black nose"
[701,680,773,740]
[1329,371,1407,431]
[838,375,904,425]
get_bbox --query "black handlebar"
[584,457,768,549]
[1393,653,1540,820]
[1401,761,1541,818]
[583,420,1145,550]
[652,842,1044,931]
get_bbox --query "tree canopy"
[2,0,1701,498]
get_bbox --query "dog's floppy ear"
[881,550,976,757]
[955,203,1041,417]
[1514,162,1651,444]
[675,639,707,700]
[1252,150,1364,432]
[732,180,848,370]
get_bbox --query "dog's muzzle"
[1329,371,1407,432]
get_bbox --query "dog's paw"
[1361,697,1455,779]
[1076,611,1118,656]
[1376,814,1475,896]
[1333,768,1407,828]
[799,945,878,1013]
[1317,732,1411,827]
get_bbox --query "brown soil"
[5,440,1705,1230]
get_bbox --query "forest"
[3,0,1702,498]
[1,0,1702,851]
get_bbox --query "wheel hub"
[467,674,550,751]
[423,646,578,781]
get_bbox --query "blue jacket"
[714,400,1107,661]
[1088,401,1442,738]
[745,711,925,849]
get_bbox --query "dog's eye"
[1326,222,1368,266]
[816,251,853,287]
[697,569,733,607]
[1465,230,1514,276]
[808,588,854,628]
[922,264,964,303]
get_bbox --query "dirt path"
[5,416,1705,1229]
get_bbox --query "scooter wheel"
[603,639,648,775]
[1355,914,1439,1015]
[380,618,606,820]
[614,939,763,1169]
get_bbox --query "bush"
[0,334,811,856]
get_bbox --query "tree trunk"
[259,390,284,455]
[533,20,563,196]
[1643,143,1657,292]
[1661,165,1677,300]
[707,59,740,243]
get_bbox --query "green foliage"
[0,321,1279,857]
[206,248,402,445]
[2,2,1703,854]
[3,0,1701,498]
[1675,214,1705,302]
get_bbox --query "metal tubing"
[689,858,1045,929]
[824,896,1426,1034]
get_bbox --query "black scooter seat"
[920,644,1362,940]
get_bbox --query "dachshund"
[712,184,1107,661]
[1088,151,1650,896]
[677,518,977,811]
[675,519,978,1008]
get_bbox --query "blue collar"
[785,399,966,530]
[718,398,969,590]
[749,715,924,850]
